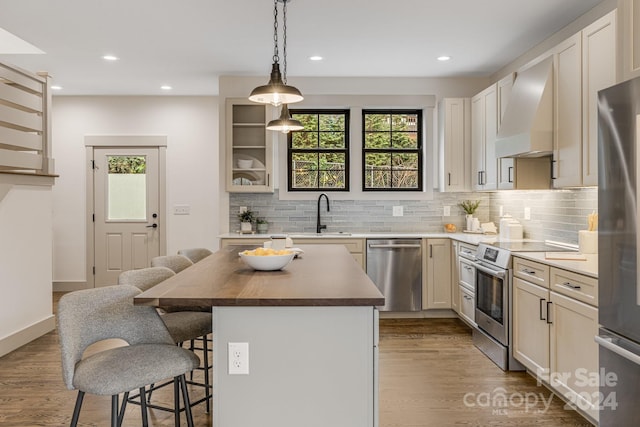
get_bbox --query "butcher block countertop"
[135,244,384,307]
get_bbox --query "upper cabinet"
[582,11,617,186]
[471,84,498,191]
[552,10,616,188]
[438,98,470,192]
[618,0,640,81]
[226,99,274,193]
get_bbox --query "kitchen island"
[135,244,384,427]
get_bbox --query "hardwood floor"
[0,296,592,426]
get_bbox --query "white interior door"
[93,147,160,287]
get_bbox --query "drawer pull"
[539,298,546,321]
[562,281,581,290]
[522,269,536,275]
[464,266,473,271]
[546,301,553,324]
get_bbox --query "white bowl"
[239,252,295,271]
[237,159,254,169]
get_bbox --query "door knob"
[146,223,158,228]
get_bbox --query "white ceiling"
[0,0,604,95]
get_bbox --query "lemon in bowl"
[239,248,295,271]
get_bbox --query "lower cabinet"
[512,257,599,423]
[424,238,452,309]
[459,285,476,326]
[450,241,460,314]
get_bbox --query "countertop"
[135,244,385,307]
[219,232,597,278]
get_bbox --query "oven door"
[474,262,508,345]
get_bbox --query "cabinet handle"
[562,281,581,290]
[448,172,451,186]
[546,301,553,324]
[539,298,546,321]
[477,171,482,186]
[551,158,557,180]
[481,171,486,185]
[508,166,513,183]
[430,244,433,258]
[464,266,473,271]
[522,268,536,275]
[267,173,270,186]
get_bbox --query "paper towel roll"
[579,230,598,254]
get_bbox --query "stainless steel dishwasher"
[366,239,422,311]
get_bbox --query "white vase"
[466,214,474,231]
[240,221,252,233]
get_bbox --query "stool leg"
[180,375,195,427]
[70,391,84,427]
[173,377,180,426]
[139,387,148,427]
[111,395,119,427]
[189,339,195,381]
[117,391,129,427]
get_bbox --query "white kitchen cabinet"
[471,84,498,191]
[549,290,599,422]
[553,33,583,188]
[618,0,640,81]
[513,277,550,374]
[226,98,274,193]
[552,10,616,188]
[582,10,617,186]
[497,73,515,189]
[424,239,452,309]
[512,256,599,424]
[438,98,470,192]
[450,241,460,314]
[459,285,476,327]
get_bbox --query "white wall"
[0,185,54,356]
[52,96,219,286]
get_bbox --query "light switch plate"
[524,207,531,220]
[173,204,190,215]
[443,206,451,217]
[392,206,403,217]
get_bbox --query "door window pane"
[107,156,147,220]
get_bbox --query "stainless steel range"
[470,241,575,371]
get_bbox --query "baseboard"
[53,281,89,292]
[0,315,56,358]
[380,309,458,319]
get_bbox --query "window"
[287,110,350,191]
[362,110,423,191]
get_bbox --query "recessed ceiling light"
[160,85,172,91]
[51,85,62,91]
[309,56,323,61]
[102,55,119,61]
[437,56,451,61]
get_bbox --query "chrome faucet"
[316,193,330,233]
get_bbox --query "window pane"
[393,152,419,169]
[318,153,346,189]
[320,132,346,149]
[292,153,318,188]
[319,114,345,131]
[292,132,317,149]
[391,132,418,148]
[392,113,418,131]
[293,114,318,131]
[107,156,146,220]
[365,114,390,131]
[392,170,419,189]
[364,132,391,149]
[365,153,391,189]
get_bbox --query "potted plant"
[256,217,269,234]
[459,200,480,231]
[238,208,256,233]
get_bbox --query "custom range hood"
[495,56,553,158]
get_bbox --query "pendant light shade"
[266,104,303,133]
[249,63,303,107]
[249,0,303,108]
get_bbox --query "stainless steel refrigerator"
[597,76,640,426]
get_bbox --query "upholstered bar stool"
[118,267,213,413]
[151,255,193,273]
[177,248,213,263]
[57,285,199,427]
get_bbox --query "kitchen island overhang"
[135,244,384,427]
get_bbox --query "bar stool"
[118,267,212,414]
[151,255,193,273]
[178,247,213,263]
[57,285,200,427]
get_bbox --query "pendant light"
[266,103,303,133]
[249,0,303,107]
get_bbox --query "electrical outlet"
[524,207,531,220]
[239,206,247,214]
[228,342,249,375]
[499,205,504,217]
[443,206,451,217]
[392,206,403,217]
[173,204,190,215]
